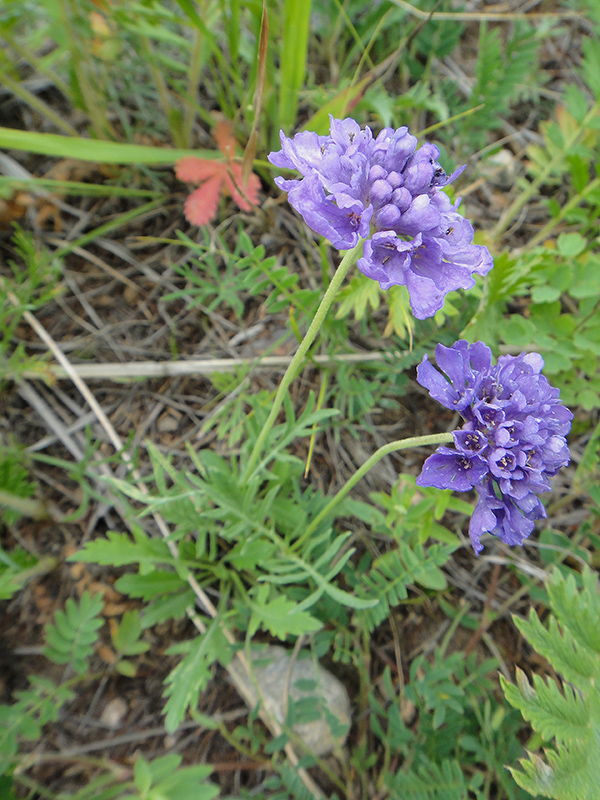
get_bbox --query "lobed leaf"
[71,528,174,567]
[183,176,224,225]
[163,619,232,733]
[43,592,104,674]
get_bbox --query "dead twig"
[390,0,584,21]
[23,351,390,381]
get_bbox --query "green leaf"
[557,231,587,257]
[116,660,137,677]
[581,35,600,96]
[0,127,218,165]
[115,571,186,601]
[153,763,219,799]
[0,776,17,800]
[532,285,562,304]
[336,271,381,321]
[248,589,322,639]
[141,589,196,628]
[573,416,600,492]
[503,567,600,799]
[384,285,414,340]
[111,610,149,657]
[170,0,206,31]
[279,0,312,130]
[71,527,174,567]
[385,756,469,799]
[163,619,231,733]
[134,755,153,794]
[356,540,458,633]
[0,679,74,773]
[43,592,104,674]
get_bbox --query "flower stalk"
[295,431,455,548]
[243,240,363,481]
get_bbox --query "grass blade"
[0,177,164,199]
[243,0,269,184]
[0,128,219,165]
[279,0,312,131]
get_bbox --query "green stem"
[526,176,600,250]
[0,489,49,520]
[295,431,455,548]
[243,241,363,481]
[183,27,203,149]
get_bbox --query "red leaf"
[176,156,224,184]
[215,119,236,161]
[183,175,223,226]
[224,163,261,211]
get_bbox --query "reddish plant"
[175,120,260,226]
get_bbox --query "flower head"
[416,340,572,553]
[268,117,492,319]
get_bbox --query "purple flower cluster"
[268,117,493,319]
[416,341,572,553]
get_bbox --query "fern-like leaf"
[0,677,73,774]
[71,526,174,567]
[546,568,600,656]
[278,760,322,800]
[385,757,469,800]
[462,21,541,148]
[357,542,456,632]
[501,668,589,746]
[503,566,600,799]
[335,271,381,321]
[43,591,104,674]
[513,611,598,688]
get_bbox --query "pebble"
[99,696,128,729]
[243,645,351,756]
[157,411,180,433]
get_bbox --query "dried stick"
[390,0,583,21]
[24,351,388,381]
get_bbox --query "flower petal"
[417,449,488,492]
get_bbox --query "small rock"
[100,697,128,729]
[482,148,518,190]
[157,411,180,433]
[245,646,351,756]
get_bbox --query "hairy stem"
[243,241,363,480]
[296,431,455,547]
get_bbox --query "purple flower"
[416,341,572,553]
[268,117,493,319]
